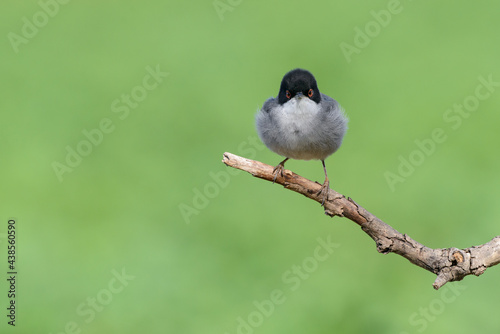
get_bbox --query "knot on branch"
[452,250,464,264]
[432,248,471,289]
[376,237,393,254]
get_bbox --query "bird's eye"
[308,89,314,98]
[286,90,291,99]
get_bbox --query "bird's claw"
[272,158,289,184]
[317,179,330,206]
[272,164,285,183]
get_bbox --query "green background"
[1,1,500,333]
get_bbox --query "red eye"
[286,90,291,99]
[308,89,314,98]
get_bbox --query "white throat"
[279,97,320,127]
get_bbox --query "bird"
[255,68,348,205]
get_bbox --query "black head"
[277,68,321,105]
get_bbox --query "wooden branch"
[222,152,500,290]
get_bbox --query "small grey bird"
[256,68,348,205]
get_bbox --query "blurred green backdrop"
[1,1,500,333]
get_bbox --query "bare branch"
[222,152,500,289]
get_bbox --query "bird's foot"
[317,178,330,206]
[272,162,285,183]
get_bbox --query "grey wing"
[319,93,348,146]
[255,97,280,148]
[261,97,279,114]
[256,97,278,131]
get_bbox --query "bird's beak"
[295,92,304,99]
